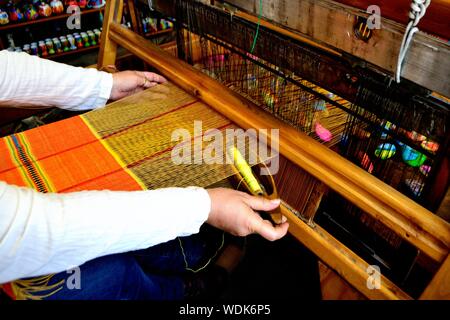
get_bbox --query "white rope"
[395,0,431,83]
[148,0,154,11]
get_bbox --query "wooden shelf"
[144,28,173,38]
[0,7,104,32]
[45,44,100,60]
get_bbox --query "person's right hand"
[206,188,289,241]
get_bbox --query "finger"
[250,215,289,241]
[243,196,280,212]
[144,81,159,89]
[142,72,168,83]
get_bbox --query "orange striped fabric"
[0,83,237,299]
[0,115,143,194]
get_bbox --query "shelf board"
[0,7,104,32]
[144,28,173,38]
[45,44,100,60]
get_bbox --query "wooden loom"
[97,0,450,300]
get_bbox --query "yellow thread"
[8,275,65,300]
[229,146,262,195]
[179,232,225,273]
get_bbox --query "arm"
[0,52,288,284]
[0,182,288,284]
[0,51,166,111]
[0,181,210,283]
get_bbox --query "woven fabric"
[0,83,239,194]
[0,83,248,299]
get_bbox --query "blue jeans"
[35,229,223,300]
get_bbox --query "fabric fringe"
[3,276,64,300]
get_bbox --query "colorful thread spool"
[0,8,9,25]
[52,38,63,53]
[93,29,101,41]
[421,140,439,153]
[45,38,55,55]
[87,30,97,46]
[374,143,396,160]
[67,35,77,50]
[74,33,84,48]
[406,130,426,142]
[38,40,48,57]
[80,32,90,47]
[23,4,39,21]
[87,0,106,9]
[7,2,24,22]
[59,36,69,52]
[38,2,52,17]
[77,0,88,9]
[50,0,64,15]
[419,165,431,177]
[402,145,427,167]
[380,121,395,139]
[315,122,332,142]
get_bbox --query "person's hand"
[110,71,167,101]
[206,188,289,241]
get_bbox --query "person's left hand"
[110,71,167,101]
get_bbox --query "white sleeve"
[0,50,113,111]
[0,181,211,284]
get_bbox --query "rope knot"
[409,0,431,26]
[395,0,432,83]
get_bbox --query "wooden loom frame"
[97,0,450,300]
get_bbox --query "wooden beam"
[127,0,141,34]
[281,205,411,300]
[224,0,450,97]
[97,0,124,69]
[420,254,450,300]
[108,22,450,264]
[333,0,450,40]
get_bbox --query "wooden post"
[420,254,450,300]
[97,0,124,69]
[127,0,142,34]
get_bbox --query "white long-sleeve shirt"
[0,51,211,284]
[0,51,112,110]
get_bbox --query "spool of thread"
[229,146,263,195]
[421,140,439,153]
[402,145,427,167]
[374,143,396,160]
[315,122,332,142]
